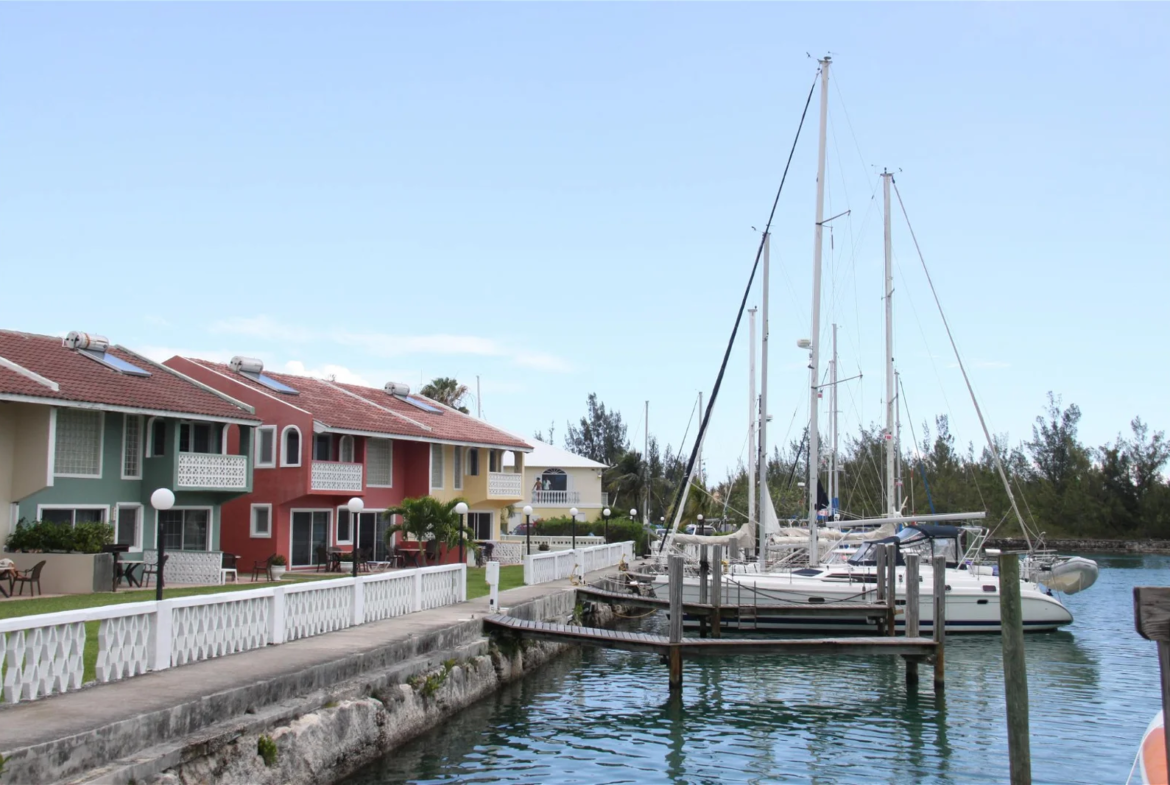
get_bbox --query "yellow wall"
[0,403,52,539]
[427,443,525,539]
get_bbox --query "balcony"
[176,453,248,490]
[531,490,580,506]
[487,471,523,500]
[311,461,363,493]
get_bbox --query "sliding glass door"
[291,510,330,568]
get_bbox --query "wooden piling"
[905,552,920,688]
[710,545,722,639]
[998,553,1031,785]
[698,547,710,639]
[932,554,946,692]
[875,543,888,635]
[668,554,684,691]
[885,542,897,637]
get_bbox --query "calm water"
[344,554,1168,785]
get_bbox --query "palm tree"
[384,496,470,566]
[420,377,471,414]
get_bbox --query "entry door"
[291,511,330,568]
[355,512,389,561]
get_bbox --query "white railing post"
[353,576,366,626]
[152,600,174,672]
[412,570,423,612]
[459,564,467,602]
[270,586,286,645]
[524,554,532,585]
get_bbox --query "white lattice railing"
[0,563,466,704]
[530,490,580,505]
[523,542,634,586]
[143,550,224,585]
[311,460,363,492]
[499,535,606,553]
[176,452,249,490]
[487,471,523,498]
[489,541,524,565]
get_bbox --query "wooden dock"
[483,614,937,658]
[486,545,948,693]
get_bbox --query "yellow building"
[503,439,609,531]
[426,442,528,541]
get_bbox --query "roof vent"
[230,356,264,375]
[384,381,411,397]
[63,332,110,353]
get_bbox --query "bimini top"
[848,524,967,568]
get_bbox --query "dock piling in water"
[999,553,1031,785]
[876,544,888,635]
[698,547,710,639]
[932,554,946,692]
[668,555,684,691]
[905,552,920,688]
[711,545,723,638]
[885,542,897,637]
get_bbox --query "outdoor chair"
[251,554,276,582]
[221,553,239,584]
[315,545,332,573]
[12,560,46,596]
[140,554,168,588]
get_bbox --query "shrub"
[257,735,278,768]
[73,522,114,554]
[5,519,114,554]
[271,554,287,566]
[531,516,646,553]
[537,542,550,552]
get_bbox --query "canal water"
[344,553,1167,784]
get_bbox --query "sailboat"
[652,56,1088,633]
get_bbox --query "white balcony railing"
[487,471,523,498]
[311,461,363,493]
[531,489,580,505]
[176,453,248,490]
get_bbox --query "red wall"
[166,358,436,569]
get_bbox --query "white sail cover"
[669,522,755,551]
[761,479,781,541]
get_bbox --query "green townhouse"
[0,330,259,573]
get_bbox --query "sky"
[2,3,1168,485]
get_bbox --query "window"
[431,444,444,489]
[54,409,103,477]
[467,448,480,477]
[453,447,463,490]
[367,439,393,487]
[468,512,492,540]
[179,422,215,453]
[290,510,331,568]
[282,426,302,467]
[159,508,210,551]
[151,418,167,457]
[314,433,332,461]
[339,435,354,463]
[39,506,107,525]
[251,504,272,538]
[256,426,276,468]
[116,504,141,549]
[489,450,500,473]
[122,415,142,479]
[336,507,353,544]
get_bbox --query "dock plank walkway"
[483,614,937,658]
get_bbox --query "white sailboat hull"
[652,565,1073,633]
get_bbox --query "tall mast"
[697,391,703,486]
[758,234,770,564]
[644,400,649,527]
[895,369,903,513]
[748,306,757,543]
[883,170,896,517]
[806,57,830,565]
[830,322,838,521]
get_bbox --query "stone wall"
[131,590,603,785]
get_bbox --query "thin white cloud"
[208,315,572,373]
[144,314,170,328]
[284,360,373,387]
[136,345,243,364]
[479,379,527,395]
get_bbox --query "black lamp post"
[150,488,175,602]
[602,507,611,543]
[348,497,364,578]
[570,507,579,550]
[455,502,469,564]
[523,504,533,556]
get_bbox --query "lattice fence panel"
[364,575,415,622]
[284,585,353,641]
[96,614,153,682]
[171,597,270,666]
[2,622,86,703]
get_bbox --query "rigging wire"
[892,179,1034,550]
[659,67,821,552]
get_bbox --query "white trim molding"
[255,425,277,469]
[250,503,273,539]
[0,355,59,391]
[281,425,303,468]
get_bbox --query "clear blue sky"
[2,3,1167,486]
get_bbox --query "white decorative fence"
[500,535,606,554]
[176,452,249,490]
[523,542,634,586]
[487,471,523,498]
[310,460,363,492]
[143,550,224,585]
[0,563,465,704]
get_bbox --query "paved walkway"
[0,578,575,756]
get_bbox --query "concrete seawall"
[0,578,612,785]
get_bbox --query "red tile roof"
[183,359,530,451]
[0,331,258,422]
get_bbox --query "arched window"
[541,468,568,492]
[281,425,302,467]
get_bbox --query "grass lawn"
[465,564,525,600]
